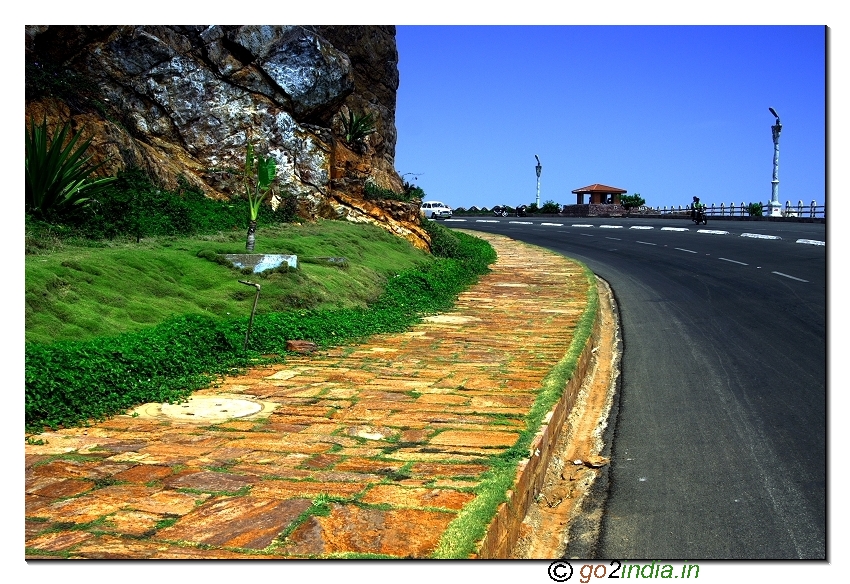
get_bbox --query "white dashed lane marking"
[459,221,821,249]
[772,271,809,282]
[457,221,819,284]
[741,233,781,240]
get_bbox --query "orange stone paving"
[24,232,592,559]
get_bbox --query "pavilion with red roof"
[571,183,627,205]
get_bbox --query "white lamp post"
[535,155,542,208]
[768,107,782,217]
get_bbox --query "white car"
[421,201,453,219]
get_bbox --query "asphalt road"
[449,215,826,560]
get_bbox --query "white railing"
[654,200,825,219]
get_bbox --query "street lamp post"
[768,107,782,217]
[535,155,542,208]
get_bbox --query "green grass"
[26,220,432,345]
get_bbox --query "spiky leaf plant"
[341,110,376,147]
[25,118,116,218]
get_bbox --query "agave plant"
[341,109,376,148]
[243,142,277,252]
[25,117,116,218]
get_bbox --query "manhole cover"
[160,396,261,421]
[132,395,269,423]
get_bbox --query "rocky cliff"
[25,25,429,250]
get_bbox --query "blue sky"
[394,25,826,212]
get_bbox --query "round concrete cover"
[160,396,262,421]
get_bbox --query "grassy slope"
[25,218,496,431]
[26,220,432,345]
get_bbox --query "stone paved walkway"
[25,232,595,559]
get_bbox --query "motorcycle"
[692,206,708,225]
[515,205,528,217]
[492,205,510,217]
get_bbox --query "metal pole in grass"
[238,280,261,352]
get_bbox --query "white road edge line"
[630,226,654,230]
[796,239,825,246]
[572,224,594,228]
[697,229,730,235]
[541,223,564,226]
[719,257,749,265]
[741,233,781,239]
[636,241,656,246]
[661,227,689,231]
[772,271,809,282]
[475,220,499,223]
[600,225,623,229]
[675,248,698,253]
[444,219,467,222]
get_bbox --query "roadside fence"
[654,200,825,219]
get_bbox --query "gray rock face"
[25,25,428,250]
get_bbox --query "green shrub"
[620,193,646,211]
[41,168,296,241]
[403,180,425,201]
[748,202,764,217]
[540,200,561,214]
[363,179,413,203]
[422,218,460,258]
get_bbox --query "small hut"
[571,183,627,205]
[560,183,628,217]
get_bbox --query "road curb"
[475,287,602,558]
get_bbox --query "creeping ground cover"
[25,215,496,432]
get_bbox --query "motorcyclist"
[691,196,705,220]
